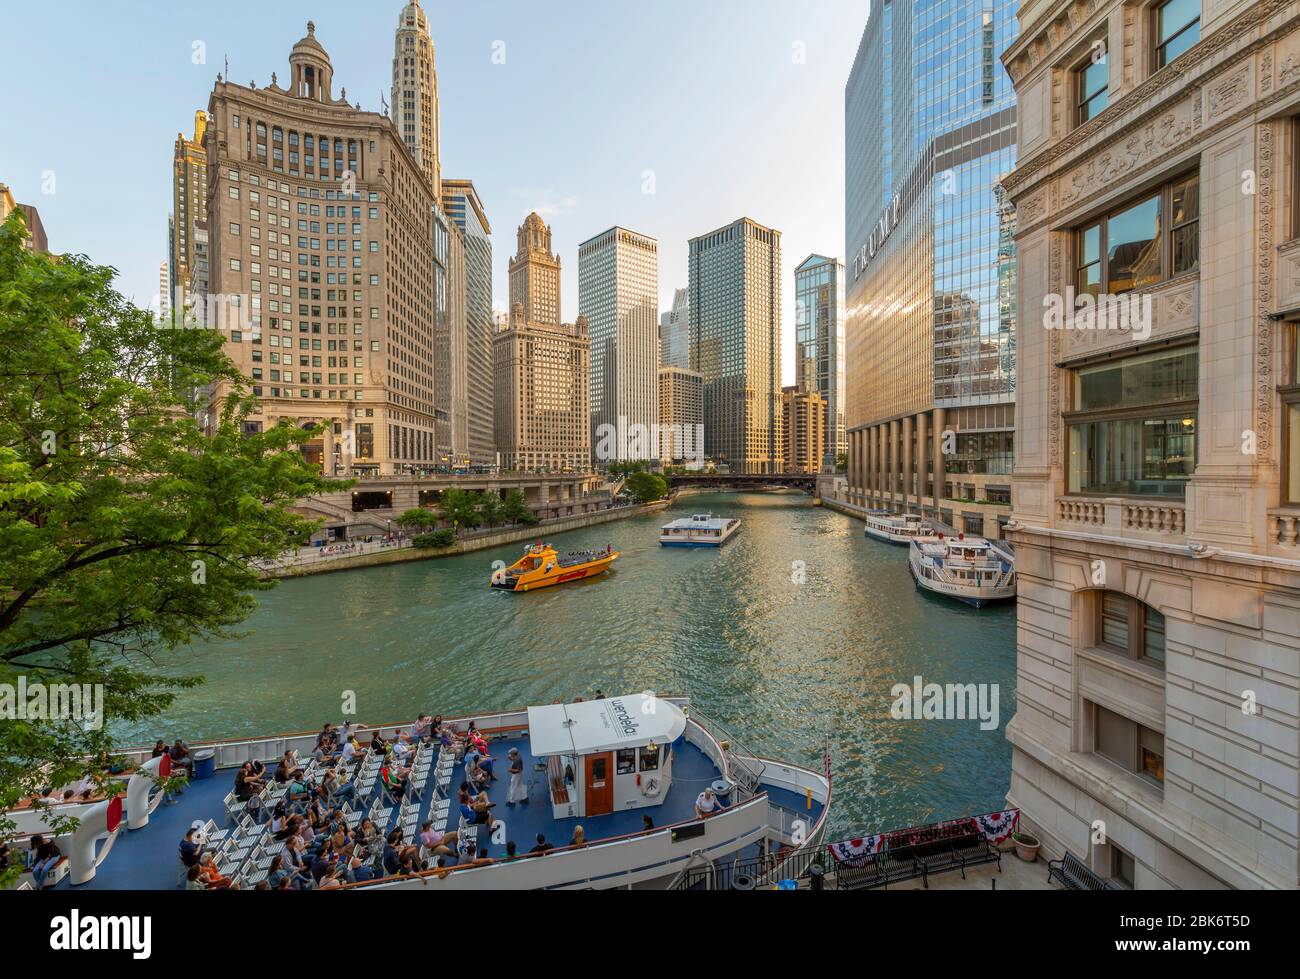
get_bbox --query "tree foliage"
[0,211,339,870]
[625,471,669,504]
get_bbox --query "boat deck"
[61,731,820,890]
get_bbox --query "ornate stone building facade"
[390,0,440,203]
[171,110,208,313]
[203,22,438,477]
[494,214,591,472]
[509,212,562,328]
[1002,0,1300,888]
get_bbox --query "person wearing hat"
[506,747,528,805]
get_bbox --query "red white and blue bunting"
[826,808,1020,864]
[973,808,1019,844]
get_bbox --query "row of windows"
[1071,0,1200,130]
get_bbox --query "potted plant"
[1012,830,1041,863]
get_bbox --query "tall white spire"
[390,0,441,203]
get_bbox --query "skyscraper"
[794,254,846,467]
[782,385,826,475]
[509,213,561,327]
[578,226,660,463]
[434,205,467,466]
[170,110,208,312]
[443,179,495,467]
[203,21,438,476]
[390,0,440,203]
[158,261,170,322]
[688,217,782,474]
[493,214,591,472]
[658,366,702,467]
[659,287,689,371]
[843,0,1018,537]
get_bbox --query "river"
[118,491,1017,837]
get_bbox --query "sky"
[0,0,869,386]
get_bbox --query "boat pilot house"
[527,695,687,820]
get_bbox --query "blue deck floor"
[65,731,822,890]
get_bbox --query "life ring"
[640,777,662,799]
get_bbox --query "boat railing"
[686,705,766,799]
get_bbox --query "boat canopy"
[526,695,686,758]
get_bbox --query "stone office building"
[1002,0,1300,888]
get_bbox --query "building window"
[1097,591,1166,667]
[1281,323,1300,502]
[1155,0,1200,69]
[1075,174,1199,296]
[1067,346,1198,497]
[1110,845,1136,889]
[1094,702,1165,786]
[1075,47,1109,126]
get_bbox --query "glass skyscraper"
[794,255,846,467]
[843,0,1018,536]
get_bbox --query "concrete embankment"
[264,499,672,579]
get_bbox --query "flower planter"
[1013,832,1041,863]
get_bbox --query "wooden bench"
[1047,851,1116,890]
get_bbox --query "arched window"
[1096,591,1165,667]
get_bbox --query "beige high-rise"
[509,212,562,327]
[494,214,590,472]
[390,0,440,204]
[782,385,826,475]
[171,110,208,311]
[203,21,438,477]
[1003,0,1300,888]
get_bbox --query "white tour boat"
[908,535,1016,607]
[659,513,742,547]
[863,510,933,544]
[17,694,830,892]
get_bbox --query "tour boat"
[908,534,1016,607]
[16,694,831,892]
[659,513,741,547]
[490,542,618,591]
[863,510,933,544]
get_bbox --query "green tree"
[395,507,438,534]
[501,489,538,526]
[0,211,339,877]
[438,488,482,534]
[625,471,669,504]
[477,492,503,528]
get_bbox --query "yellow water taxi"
[489,542,619,592]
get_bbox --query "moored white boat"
[908,535,1016,607]
[659,513,741,547]
[863,510,933,544]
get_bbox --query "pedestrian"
[506,747,527,805]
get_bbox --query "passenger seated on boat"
[570,826,586,848]
[369,731,389,754]
[184,865,207,891]
[504,841,519,861]
[169,740,194,780]
[234,761,264,801]
[380,761,410,801]
[197,852,234,890]
[467,728,489,756]
[314,723,334,749]
[417,820,457,857]
[353,817,379,854]
[383,829,421,875]
[321,767,354,803]
[528,833,553,855]
[458,785,497,829]
[267,854,308,891]
[389,738,413,763]
[399,714,432,745]
[313,732,339,765]
[458,842,493,867]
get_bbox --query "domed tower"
[509,212,562,328]
[391,0,441,202]
[289,21,334,102]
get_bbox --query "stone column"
[901,415,914,513]
[932,407,947,519]
[888,420,899,511]
[864,427,875,509]
[916,411,928,511]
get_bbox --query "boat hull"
[492,557,615,592]
[908,551,1016,607]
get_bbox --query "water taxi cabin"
[527,694,686,820]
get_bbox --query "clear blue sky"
[0,0,868,385]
